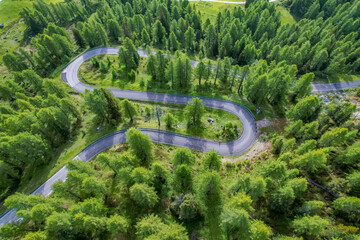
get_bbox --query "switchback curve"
[62,47,258,157]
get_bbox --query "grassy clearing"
[190,1,240,23]
[0,0,33,35]
[0,0,61,35]
[0,21,26,59]
[314,74,360,84]
[276,5,296,25]
[127,101,243,142]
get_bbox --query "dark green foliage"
[185,97,204,127]
[72,28,87,49]
[84,88,121,124]
[118,37,140,71]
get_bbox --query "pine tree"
[107,19,122,42]
[118,37,140,70]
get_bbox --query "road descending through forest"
[1,45,359,226]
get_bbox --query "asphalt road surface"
[312,80,360,92]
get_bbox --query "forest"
[0,0,359,238]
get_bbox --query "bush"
[164,112,176,129]
[221,122,239,140]
[128,69,136,81]
[333,197,360,223]
[292,215,329,238]
[296,201,324,216]
[99,60,108,73]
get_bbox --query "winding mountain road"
[1,46,359,226]
[62,47,258,157]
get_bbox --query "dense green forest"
[0,0,359,238]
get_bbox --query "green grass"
[128,101,243,142]
[0,21,26,59]
[0,0,61,35]
[0,0,34,35]
[314,74,360,84]
[276,6,296,25]
[190,1,241,23]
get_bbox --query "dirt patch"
[222,139,271,163]
[350,95,360,121]
[257,118,271,129]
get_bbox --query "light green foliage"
[2,132,48,167]
[164,112,176,129]
[144,224,188,240]
[46,212,73,240]
[185,97,205,127]
[30,203,55,224]
[172,148,196,166]
[22,231,47,240]
[130,183,158,208]
[333,197,360,223]
[288,96,321,123]
[70,198,107,217]
[226,193,254,212]
[281,138,296,153]
[295,140,317,155]
[258,160,288,182]
[84,89,109,123]
[107,215,129,236]
[250,220,273,240]
[292,215,329,238]
[296,121,319,141]
[126,128,153,164]
[121,99,137,122]
[136,215,187,240]
[336,145,360,166]
[230,174,267,202]
[291,149,328,174]
[131,167,152,184]
[286,178,308,198]
[319,127,348,147]
[221,208,251,240]
[291,73,314,101]
[82,176,107,197]
[285,120,303,138]
[269,186,295,212]
[135,214,164,238]
[326,101,356,126]
[203,150,221,171]
[296,201,324,216]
